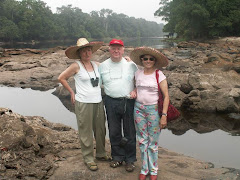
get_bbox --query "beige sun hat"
[65,38,103,59]
[130,47,168,68]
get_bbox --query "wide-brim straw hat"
[65,38,103,59]
[130,47,168,68]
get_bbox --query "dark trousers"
[104,95,137,163]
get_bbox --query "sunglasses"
[142,57,155,61]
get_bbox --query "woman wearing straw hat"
[130,47,169,180]
[58,38,111,171]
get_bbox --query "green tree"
[9,0,55,40]
[155,0,240,39]
[0,0,164,42]
[0,16,19,41]
[55,5,91,39]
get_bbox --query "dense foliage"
[155,0,240,39]
[0,0,164,42]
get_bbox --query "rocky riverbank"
[1,107,240,180]
[0,37,240,179]
[1,37,240,112]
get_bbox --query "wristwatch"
[162,113,167,116]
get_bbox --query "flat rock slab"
[49,146,240,180]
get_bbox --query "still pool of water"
[1,37,176,50]
[0,86,240,169]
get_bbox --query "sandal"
[85,162,98,171]
[110,161,123,168]
[96,155,112,161]
[125,162,135,172]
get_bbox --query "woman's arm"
[58,62,79,104]
[159,79,170,129]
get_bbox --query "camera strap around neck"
[81,61,97,79]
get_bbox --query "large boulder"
[0,108,79,179]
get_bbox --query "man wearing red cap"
[99,39,137,172]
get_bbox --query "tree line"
[154,0,240,39]
[0,0,164,42]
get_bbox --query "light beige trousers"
[75,100,106,163]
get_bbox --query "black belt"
[106,95,128,113]
[106,95,123,100]
[106,95,127,100]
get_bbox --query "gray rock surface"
[1,41,240,111]
[1,108,240,180]
[1,38,240,179]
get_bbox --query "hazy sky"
[41,0,165,24]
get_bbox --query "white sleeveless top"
[74,61,102,103]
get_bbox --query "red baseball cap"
[109,39,124,46]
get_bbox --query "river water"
[1,37,176,50]
[0,86,240,169]
[1,38,240,169]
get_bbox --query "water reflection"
[1,41,74,50]
[0,86,77,128]
[123,37,176,49]
[53,88,240,137]
[168,111,240,136]
[1,37,176,50]
[53,89,240,168]
[1,86,240,169]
